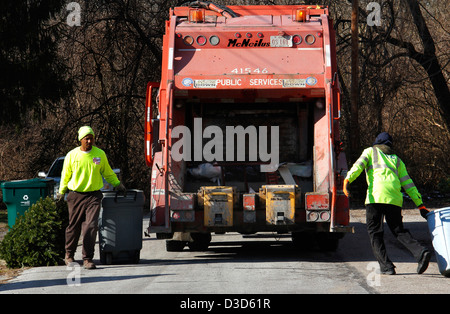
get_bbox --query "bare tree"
[0,0,448,196]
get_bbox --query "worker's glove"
[343,179,350,198]
[419,205,430,220]
[56,193,65,203]
[115,182,127,195]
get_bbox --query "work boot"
[83,259,96,270]
[65,253,75,266]
[417,250,431,274]
[380,267,396,275]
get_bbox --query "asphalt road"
[0,209,448,295]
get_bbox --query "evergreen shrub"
[0,197,68,268]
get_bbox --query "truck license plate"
[270,36,293,47]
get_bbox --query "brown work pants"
[65,190,103,260]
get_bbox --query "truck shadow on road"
[0,221,438,293]
[0,273,164,292]
[139,221,435,266]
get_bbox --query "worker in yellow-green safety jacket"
[343,132,431,275]
[58,126,126,269]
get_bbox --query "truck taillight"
[305,34,316,45]
[305,192,331,222]
[183,35,194,46]
[196,35,207,46]
[320,211,330,221]
[305,193,329,210]
[171,210,195,222]
[293,35,302,45]
[183,35,219,46]
[209,35,220,46]
[307,210,331,222]
[308,211,319,222]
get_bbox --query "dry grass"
[0,212,25,285]
[0,259,25,285]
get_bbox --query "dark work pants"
[66,190,103,260]
[365,203,426,271]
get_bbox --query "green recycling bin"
[1,178,55,228]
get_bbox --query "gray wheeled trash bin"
[98,190,144,264]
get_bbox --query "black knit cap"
[373,132,393,147]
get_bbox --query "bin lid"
[426,207,450,218]
[1,178,54,189]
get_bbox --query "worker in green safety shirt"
[343,132,431,275]
[58,126,126,269]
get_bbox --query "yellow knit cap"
[78,126,95,141]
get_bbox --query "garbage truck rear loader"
[145,3,352,251]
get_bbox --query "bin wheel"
[166,240,186,252]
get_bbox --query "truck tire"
[317,233,340,251]
[292,232,315,250]
[105,252,113,265]
[188,232,212,251]
[166,240,186,252]
[132,250,140,264]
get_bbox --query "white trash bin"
[427,207,450,277]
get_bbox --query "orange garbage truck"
[145,2,352,251]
